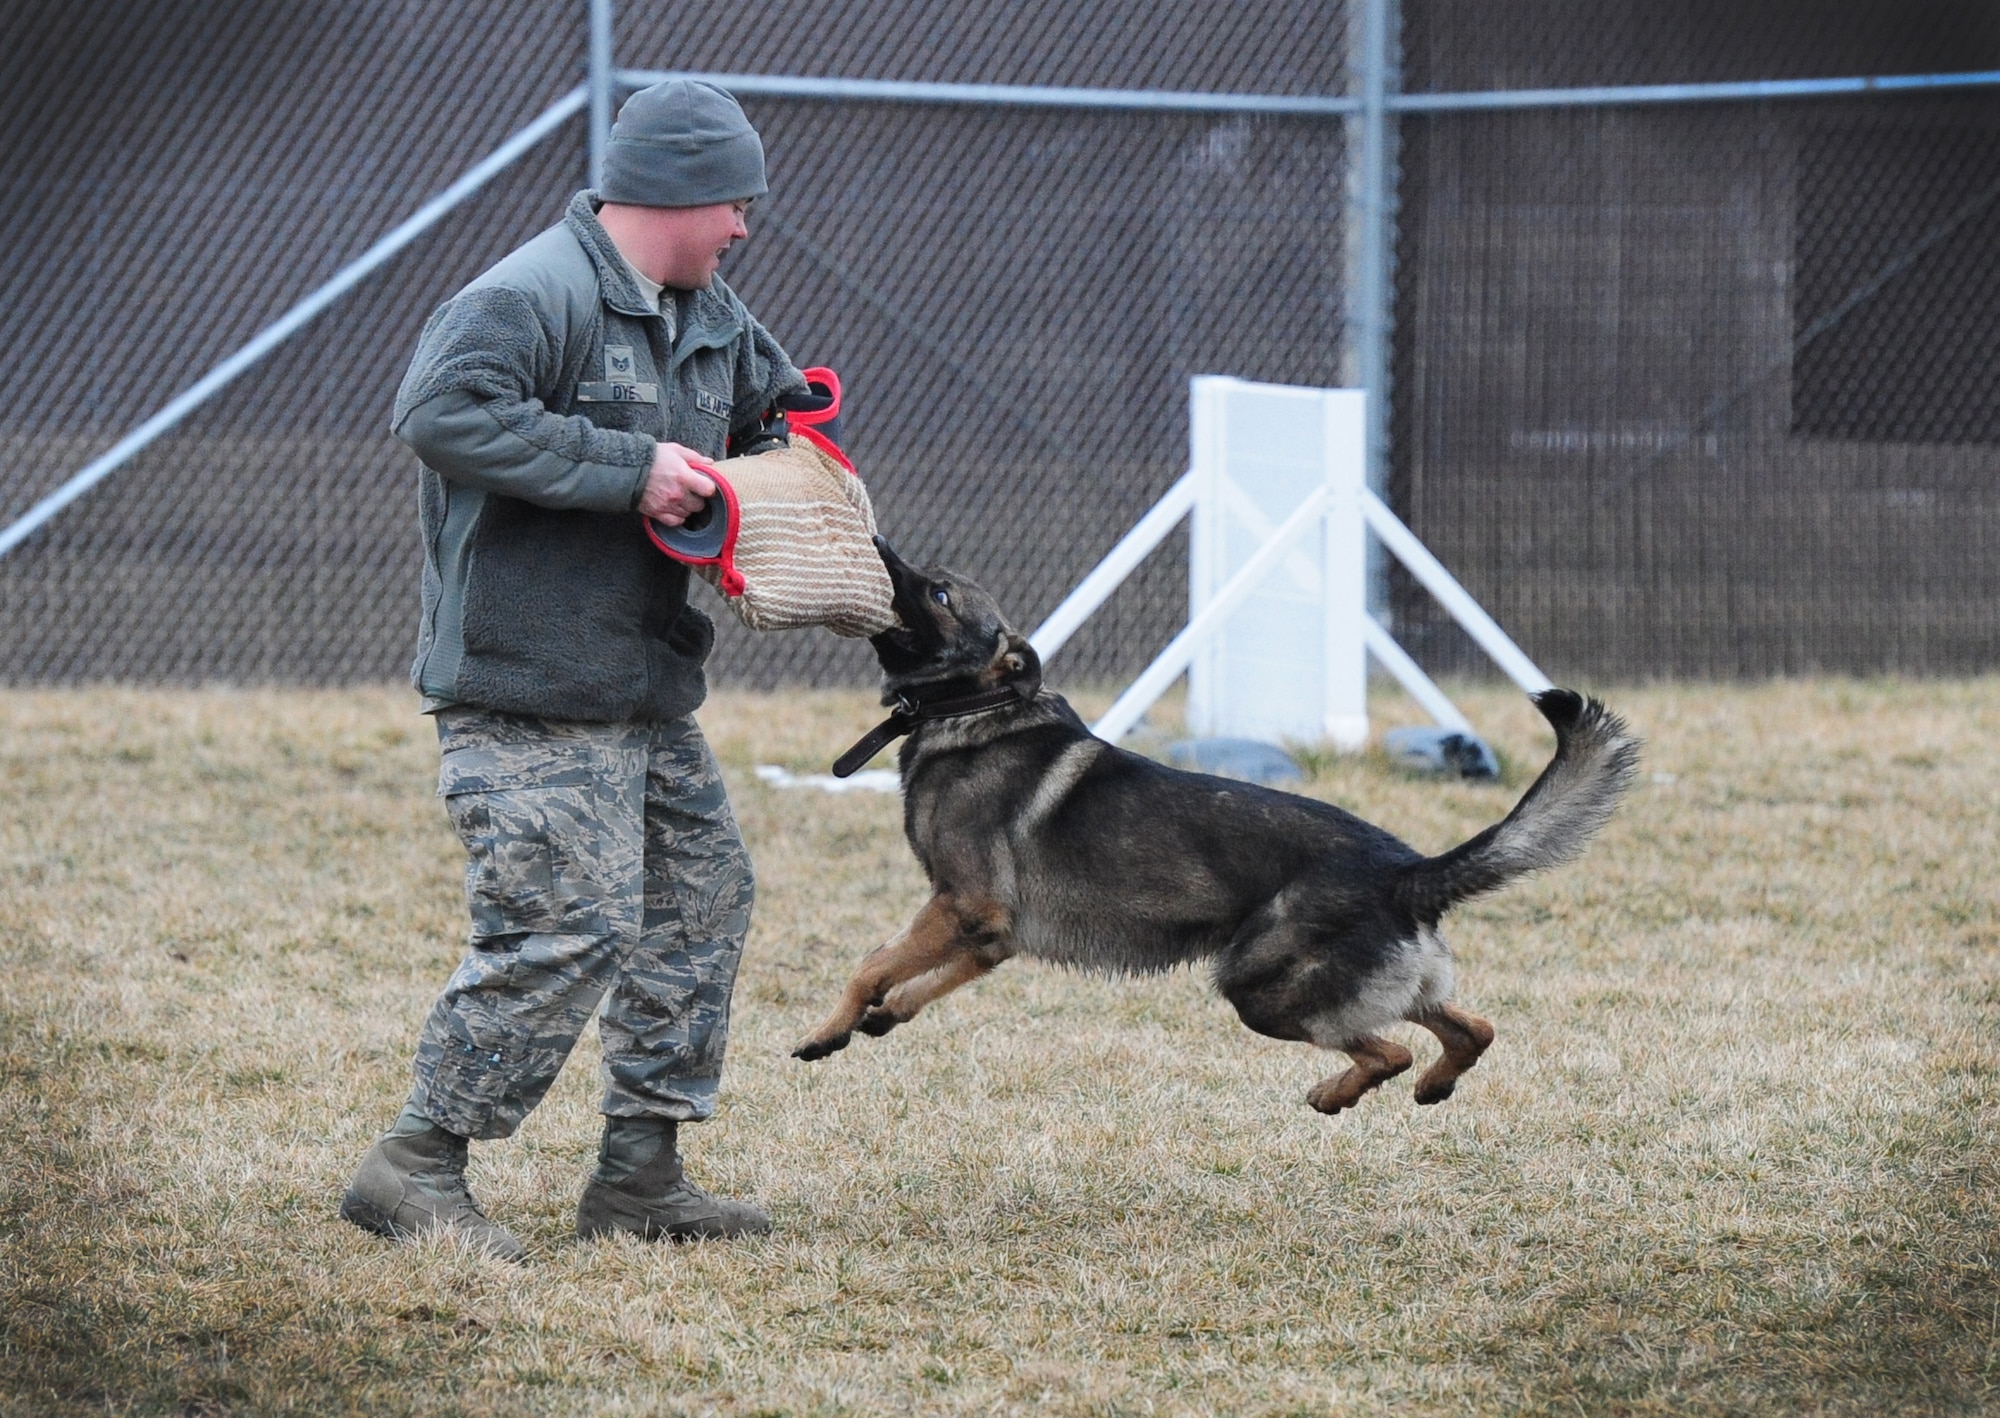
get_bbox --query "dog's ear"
[996,633,1043,695]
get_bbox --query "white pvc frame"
[1030,380,1550,747]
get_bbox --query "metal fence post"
[588,0,615,189]
[1342,0,1400,619]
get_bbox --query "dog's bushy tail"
[1397,690,1640,925]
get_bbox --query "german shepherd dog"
[793,542,1640,1116]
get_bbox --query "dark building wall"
[1390,85,2000,678]
[1384,1,2000,679]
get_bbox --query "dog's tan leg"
[858,950,1003,1036]
[1409,1004,1495,1105]
[793,894,1002,1060]
[1306,1036,1414,1115]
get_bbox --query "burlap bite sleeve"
[692,440,897,637]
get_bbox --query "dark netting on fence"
[2,0,1999,691]
[0,0,1346,690]
[0,0,589,684]
[1386,0,2000,679]
[1389,88,2000,678]
[1404,0,1999,90]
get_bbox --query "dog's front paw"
[1412,1077,1457,1105]
[855,1006,902,1038]
[791,1030,852,1062]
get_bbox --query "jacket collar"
[567,191,654,318]
[566,191,742,343]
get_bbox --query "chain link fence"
[3,0,1997,689]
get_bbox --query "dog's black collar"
[831,680,1039,778]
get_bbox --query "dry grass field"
[1,678,1996,1416]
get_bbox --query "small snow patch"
[754,764,900,794]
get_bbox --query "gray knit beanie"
[600,80,767,208]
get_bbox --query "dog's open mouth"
[868,620,939,679]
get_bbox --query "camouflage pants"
[410,707,753,1141]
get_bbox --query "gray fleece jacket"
[395,191,805,722]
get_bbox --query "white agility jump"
[1029,376,1552,749]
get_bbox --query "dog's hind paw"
[791,1031,851,1062]
[1306,1080,1361,1115]
[1412,1078,1457,1105]
[855,1006,901,1038]
[1307,1046,1413,1115]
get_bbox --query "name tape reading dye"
[577,382,660,403]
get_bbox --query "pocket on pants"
[425,986,523,1139]
[440,745,610,943]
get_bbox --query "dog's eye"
[931,587,950,606]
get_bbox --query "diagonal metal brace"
[0,87,589,561]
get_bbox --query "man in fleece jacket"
[340,80,806,1260]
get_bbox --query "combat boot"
[575,1117,771,1242]
[339,1104,525,1262]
